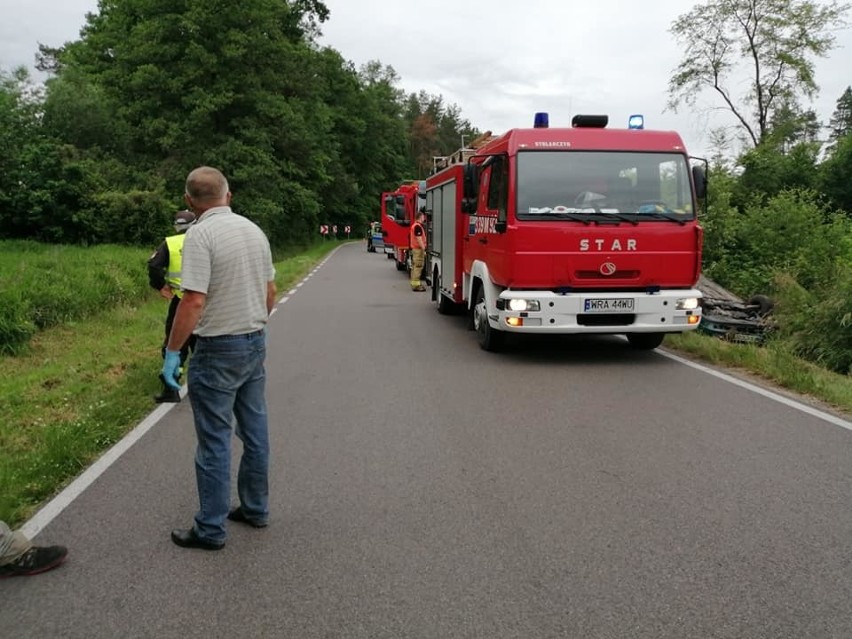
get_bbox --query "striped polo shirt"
[180,206,275,337]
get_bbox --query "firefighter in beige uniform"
[409,210,427,291]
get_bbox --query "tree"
[668,0,849,148]
[766,97,821,152]
[734,140,820,205]
[827,85,852,147]
[402,90,479,175]
[819,132,852,213]
[52,0,334,246]
[409,113,439,177]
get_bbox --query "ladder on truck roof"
[432,131,495,173]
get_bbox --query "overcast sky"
[2,0,851,157]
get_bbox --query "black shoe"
[227,507,268,529]
[154,388,181,403]
[170,528,224,551]
[0,546,68,578]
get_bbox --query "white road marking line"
[660,350,852,431]
[21,396,185,539]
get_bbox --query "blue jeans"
[187,330,269,544]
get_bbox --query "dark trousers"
[161,295,196,369]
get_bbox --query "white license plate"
[583,298,635,312]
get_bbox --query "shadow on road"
[436,312,670,367]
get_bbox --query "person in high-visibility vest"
[409,210,427,291]
[147,210,197,402]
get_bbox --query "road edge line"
[659,349,852,431]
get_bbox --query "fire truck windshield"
[516,151,694,222]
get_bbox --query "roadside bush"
[771,269,852,374]
[91,188,175,246]
[703,189,852,298]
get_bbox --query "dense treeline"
[0,0,477,248]
[700,86,852,373]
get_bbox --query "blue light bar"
[534,112,549,129]
[628,114,644,130]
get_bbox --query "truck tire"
[626,333,665,350]
[473,286,504,351]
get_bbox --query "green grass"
[665,331,852,416]
[0,240,347,526]
[0,240,152,355]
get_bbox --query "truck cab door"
[469,156,510,284]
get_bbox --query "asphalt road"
[3,242,852,639]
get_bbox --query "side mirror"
[463,163,480,200]
[692,165,707,200]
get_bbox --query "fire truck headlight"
[676,297,699,310]
[506,298,540,312]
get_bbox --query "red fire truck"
[424,113,706,351]
[381,180,424,271]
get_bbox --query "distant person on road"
[409,209,427,292]
[0,520,67,578]
[162,166,276,551]
[147,210,197,403]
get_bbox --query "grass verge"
[0,241,347,527]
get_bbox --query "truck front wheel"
[473,287,504,351]
[626,333,665,350]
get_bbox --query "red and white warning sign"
[320,224,328,235]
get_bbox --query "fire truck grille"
[578,313,636,327]
[575,270,641,280]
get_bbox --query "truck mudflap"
[492,289,703,334]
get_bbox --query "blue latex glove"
[162,350,183,390]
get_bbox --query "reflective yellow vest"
[164,233,186,298]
